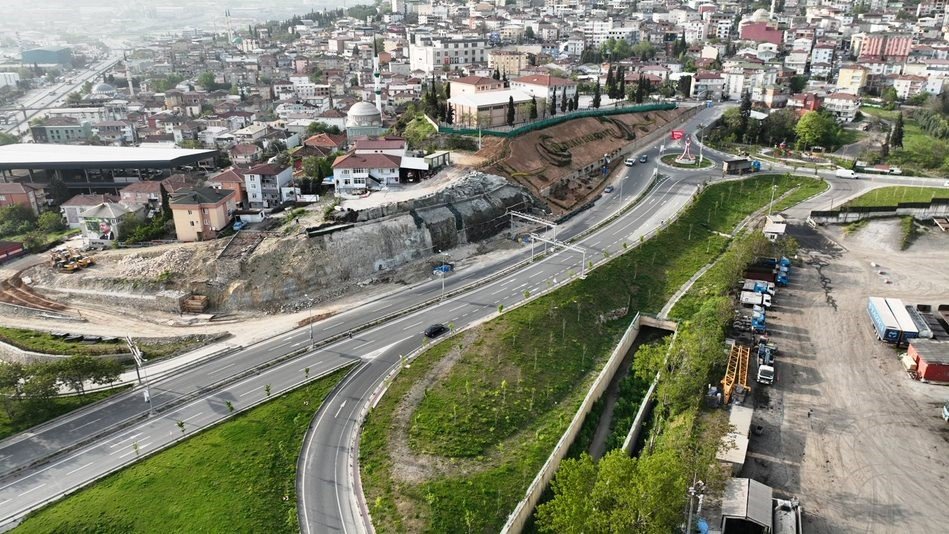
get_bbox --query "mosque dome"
[752,8,770,21]
[346,101,382,128]
[92,82,117,97]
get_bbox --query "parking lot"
[741,220,949,533]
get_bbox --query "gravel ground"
[739,220,949,533]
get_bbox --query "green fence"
[438,103,678,138]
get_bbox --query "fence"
[501,313,643,533]
[810,197,949,224]
[438,103,677,138]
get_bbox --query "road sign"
[671,130,685,140]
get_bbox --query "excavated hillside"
[486,108,686,213]
[24,172,540,315]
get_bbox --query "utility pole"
[126,336,154,416]
[304,293,314,348]
[685,477,705,534]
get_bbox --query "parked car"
[604,186,614,193]
[424,324,448,338]
[639,155,648,163]
[624,157,636,166]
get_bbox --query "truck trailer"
[744,267,789,286]
[742,280,776,296]
[723,158,760,175]
[741,291,773,308]
[885,297,919,344]
[868,296,901,343]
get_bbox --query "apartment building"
[409,36,488,73]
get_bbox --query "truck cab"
[943,400,949,422]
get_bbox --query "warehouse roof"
[0,144,217,171]
[721,478,773,530]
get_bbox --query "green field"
[0,386,130,441]
[360,174,828,533]
[843,186,949,208]
[660,154,714,168]
[13,367,351,534]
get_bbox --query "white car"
[624,158,635,166]
[943,180,949,188]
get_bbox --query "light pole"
[698,122,705,165]
[685,478,706,534]
[126,337,154,416]
[768,184,777,216]
[304,293,314,348]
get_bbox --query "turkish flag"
[670,130,685,140]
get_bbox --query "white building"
[822,93,861,122]
[408,35,488,74]
[0,72,20,89]
[243,163,293,209]
[509,74,578,101]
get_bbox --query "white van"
[835,168,857,179]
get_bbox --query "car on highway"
[624,157,635,166]
[604,186,614,193]
[424,324,448,338]
[639,154,648,163]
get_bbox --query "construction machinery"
[722,343,752,404]
[50,248,95,272]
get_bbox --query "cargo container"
[885,298,919,343]
[742,280,776,296]
[868,297,901,343]
[741,291,772,308]
[723,158,761,174]
[744,267,789,286]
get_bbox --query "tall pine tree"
[593,80,601,109]
[890,111,904,148]
[605,66,615,99]
[738,90,752,142]
[549,87,557,116]
[507,96,516,126]
[561,89,567,112]
[529,96,538,119]
[618,68,626,102]
[572,90,580,110]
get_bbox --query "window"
[190,221,195,226]
[188,210,192,215]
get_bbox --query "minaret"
[769,0,776,20]
[225,9,233,43]
[373,36,383,116]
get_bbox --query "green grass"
[842,186,949,208]
[660,154,713,168]
[860,107,899,121]
[0,326,216,362]
[900,216,918,250]
[14,367,351,534]
[5,228,80,247]
[0,386,130,441]
[837,128,865,146]
[360,174,827,533]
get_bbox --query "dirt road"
[742,220,949,533]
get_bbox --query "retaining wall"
[810,197,949,224]
[501,313,642,533]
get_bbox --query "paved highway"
[1,56,121,137]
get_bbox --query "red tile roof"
[512,74,575,87]
[119,181,162,194]
[207,168,245,184]
[332,153,401,169]
[452,76,502,86]
[61,193,119,207]
[246,163,289,175]
[304,132,347,149]
[352,137,406,150]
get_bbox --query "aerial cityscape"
[0,0,947,532]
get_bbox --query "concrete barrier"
[500,312,642,533]
[809,197,949,225]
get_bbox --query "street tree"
[560,89,567,113]
[890,111,904,148]
[738,91,752,142]
[507,96,515,126]
[794,110,840,151]
[549,87,557,116]
[529,96,538,119]
[592,80,601,109]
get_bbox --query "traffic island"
[661,154,713,169]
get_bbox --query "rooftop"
[449,89,532,108]
[170,187,234,207]
[511,74,575,87]
[0,144,217,171]
[352,137,407,150]
[332,153,401,169]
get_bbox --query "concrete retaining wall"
[501,313,642,533]
[810,198,949,224]
[0,339,130,365]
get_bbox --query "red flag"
[670,130,685,140]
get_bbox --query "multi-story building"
[243,163,292,209]
[691,72,726,100]
[169,187,237,242]
[509,74,578,103]
[30,117,93,144]
[822,93,861,122]
[891,74,929,99]
[93,121,137,145]
[859,34,913,60]
[0,72,20,89]
[489,50,530,77]
[836,64,869,94]
[451,76,506,97]
[0,183,45,215]
[408,35,488,74]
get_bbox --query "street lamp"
[685,479,706,534]
[304,293,314,349]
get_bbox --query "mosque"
[345,38,387,140]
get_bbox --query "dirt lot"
[742,220,949,533]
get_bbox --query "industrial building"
[906,339,949,383]
[21,47,72,66]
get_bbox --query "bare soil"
[738,220,949,533]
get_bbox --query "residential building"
[489,50,530,77]
[169,187,237,242]
[93,121,137,145]
[786,93,823,112]
[243,163,293,209]
[207,168,247,208]
[230,143,262,166]
[118,182,164,214]
[691,72,726,100]
[740,22,785,46]
[836,65,868,94]
[331,153,402,193]
[0,183,45,215]
[891,75,929,99]
[233,124,270,143]
[60,194,119,229]
[352,137,408,158]
[859,34,913,60]
[29,117,93,144]
[822,93,861,122]
[78,202,143,243]
[408,35,488,73]
[0,72,20,89]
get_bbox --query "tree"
[66,92,82,104]
[632,40,656,61]
[197,71,218,91]
[882,86,898,110]
[525,26,535,40]
[738,90,752,142]
[445,81,451,99]
[37,211,65,233]
[549,87,557,116]
[0,133,17,145]
[507,96,516,126]
[794,110,840,150]
[592,80,601,109]
[306,121,342,136]
[789,75,808,93]
[760,108,799,146]
[605,66,615,98]
[529,96,538,119]
[535,453,599,532]
[561,89,567,113]
[890,111,904,148]
[677,75,692,97]
[54,355,121,396]
[618,70,626,102]
[493,67,501,80]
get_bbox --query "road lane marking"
[182,412,204,422]
[448,303,467,312]
[500,277,516,286]
[292,341,307,347]
[491,288,505,295]
[528,271,542,278]
[119,442,152,460]
[65,462,93,476]
[352,341,373,350]
[301,361,323,373]
[207,363,235,375]
[402,321,422,331]
[334,400,347,418]
[321,320,343,331]
[109,433,142,448]
[239,388,260,398]
[71,417,102,431]
[19,484,45,496]
[272,341,292,350]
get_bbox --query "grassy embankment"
[842,186,949,208]
[13,367,351,533]
[660,154,714,169]
[0,326,217,361]
[360,174,828,533]
[0,386,132,441]
[860,107,949,176]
